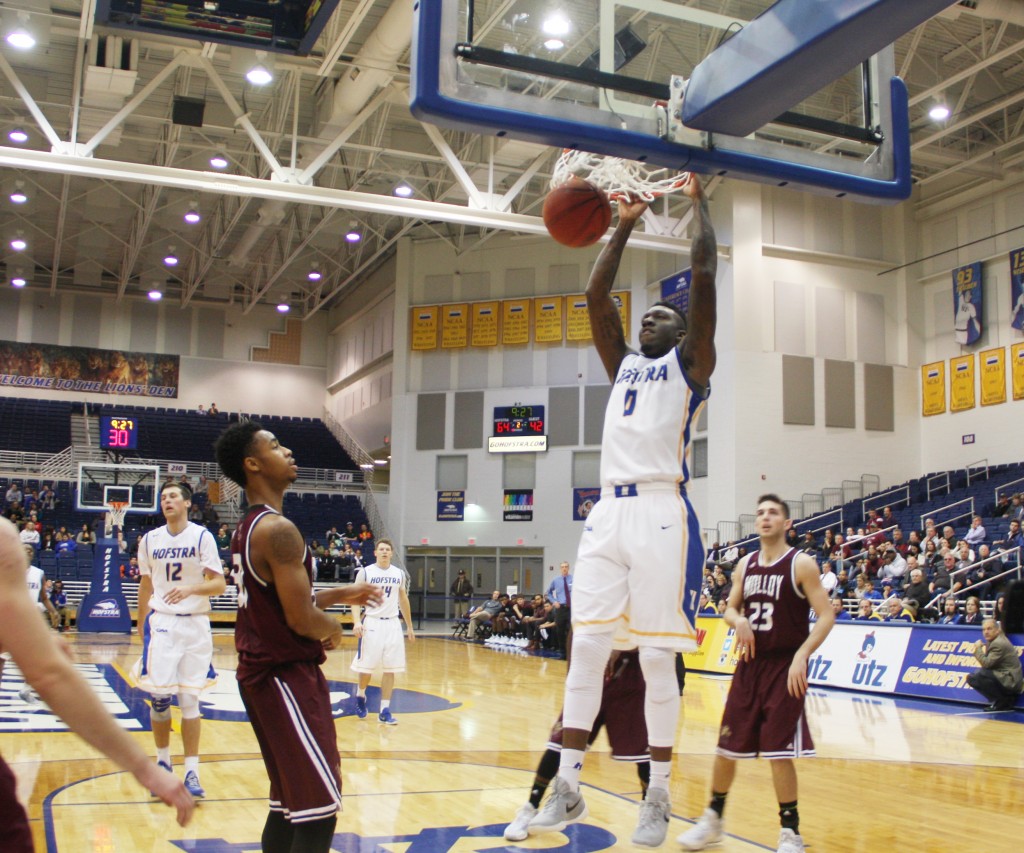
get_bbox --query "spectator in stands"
[831,596,851,622]
[921,539,941,572]
[709,569,731,604]
[39,483,56,510]
[188,503,204,524]
[966,618,1024,712]
[993,520,1023,564]
[76,523,96,547]
[5,502,24,526]
[129,534,143,558]
[830,533,853,574]
[938,597,961,625]
[818,529,835,563]
[862,545,882,577]
[450,569,473,620]
[962,596,984,625]
[904,568,931,611]
[196,404,206,414]
[193,475,209,496]
[931,553,957,597]
[19,520,40,549]
[854,573,879,601]
[941,525,959,551]
[207,403,219,415]
[55,532,76,555]
[215,523,231,552]
[342,521,358,547]
[820,562,838,594]
[5,482,23,506]
[964,545,996,597]
[833,569,853,598]
[201,503,219,526]
[126,556,141,582]
[856,599,883,621]
[992,494,1011,518]
[877,545,907,583]
[891,528,908,556]
[40,526,56,551]
[466,590,503,640]
[881,506,896,527]
[785,529,800,550]
[50,579,69,631]
[886,598,916,622]
[1009,495,1024,523]
[325,525,342,547]
[799,531,817,555]
[964,515,986,547]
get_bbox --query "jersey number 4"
[748,601,774,632]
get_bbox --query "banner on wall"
[436,491,465,521]
[949,354,975,412]
[0,339,179,397]
[410,306,438,351]
[1013,342,1024,401]
[1011,248,1024,332]
[920,361,945,416]
[952,262,982,345]
[660,269,692,316]
[502,299,530,345]
[503,489,534,521]
[441,304,469,349]
[533,298,563,343]
[471,302,499,347]
[572,487,600,521]
[613,290,630,334]
[566,296,591,342]
[980,347,1006,406]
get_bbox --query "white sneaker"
[529,776,588,834]
[632,787,671,847]
[776,828,805,853]
[504,802,538,841]
[677,808,724,850]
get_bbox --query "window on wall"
[692,438,708,479]
[436,455,468,490]
[573,451,600,486]
[502,453,536,490]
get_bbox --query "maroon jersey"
[740,547,809,655]
[232,504,324,670]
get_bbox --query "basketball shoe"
[184,770,206,798]
[776,828,805,853]
[378,708,398,725]
[355,695,367,719]
[529,776,588,834]
[503,803,538,841]
[632,787,671,847]
[677,807,724,850]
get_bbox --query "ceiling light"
[276,302,290,313]
[928,103,950,121]
[544,38,565,50]
[163,248,179,266]
[184,204,201,224]
[393,183,414,198]
[8,128,28,144]
[148,288,163,301]
[5,14,36,50]
[9,183,28,204]
[307,266,322,282]
[542,13,571,37]
[246,53,274,86]
[209,152,229,169]
[11,276,27,288]
[10,236,27,251]
[360,463,374,470]
[345,222,361,243]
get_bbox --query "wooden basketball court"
[2,631,1022,852]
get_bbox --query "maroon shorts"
[238,660,342,822]
[0,755,33,853]
[716,654,814,759]
[548,651,649,761]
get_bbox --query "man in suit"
[967,618,1023,712]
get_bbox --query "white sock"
[380,699,390,711]
[157,747,171,766]
[558,748,586,792]
[649,759,671,793]
[357,689,366,699]
[184,756,199,775]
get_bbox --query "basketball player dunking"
[679,494,834,853]
[214,422,382,853]
[531,174,717,848]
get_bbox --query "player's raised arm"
[255,514,341,642]
[679,174,717,390]
[586,196,648,380]
[788,552,836,698]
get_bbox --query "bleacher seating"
[0,396,72,453]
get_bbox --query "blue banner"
[1011,248,1024,332]
[573,487,600,521]
[436,491,464,521]
[660,269,692,317]
[953,262,982,345]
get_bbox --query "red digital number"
[530,420,544,433]
[496,422,510,434]
[110,428,128,447]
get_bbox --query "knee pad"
[639,647,681,748]
[150,695,173,722]
[177,692,201,720]
[562,632,614,731]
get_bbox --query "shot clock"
[99,416,139,450]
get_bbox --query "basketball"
[542,177,612,248]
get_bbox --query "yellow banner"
[1013,342,1024,401]
[682,616,739,675]
[980,347,1006,406]
[566,295,591,342]
[470,301,500,347]
[613,290,630,333]
[440,303,468,349]
[921,361,945,416]
[950,354,975,412]
[410,306,438,351]
[502,299,530,345]
[534,297,564,343]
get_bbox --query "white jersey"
[139,522,222,615]
[26,565,45,610]
[600,348,708,487]
[355,562,408,619]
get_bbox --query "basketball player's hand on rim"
[615,195,647,224]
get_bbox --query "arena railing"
[861,486,910,523]
[923,548,1022,611]
[994,475,1024,505]
[921,497,974,531]
[926,471,951,501]
[964,458,989,487]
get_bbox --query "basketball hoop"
[107,501,129,533]
[551,149,691,203]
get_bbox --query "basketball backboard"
[410,0,947,202]
[76,463,160,514]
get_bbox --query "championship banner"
[441,303,469,349]
[410,306,439,351]
[572,487,600,521]
[952,262,982,345]
[503,489,533,521]
[1011,248,1024,332]
[921,361,945,416]
[533,297,564,343]
[949,354,975,412]
[660,269,691,316]
[565,295,591,342]
[470,301,499,347]
[502,299,530,345]
[0,339,178,398]
[436,491,465,521]
[1013,342,1024,401]
[613,290,630,332]
[980,347,1006,406]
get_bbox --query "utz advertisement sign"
[806,622,911,693]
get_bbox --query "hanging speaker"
[172,96,206,127]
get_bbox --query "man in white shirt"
[963,515,987,547]
[18,521,40,549]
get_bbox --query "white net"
[106,502,129,533]
[551,149,691,202]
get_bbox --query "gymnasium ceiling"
[1,0,1023,320]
